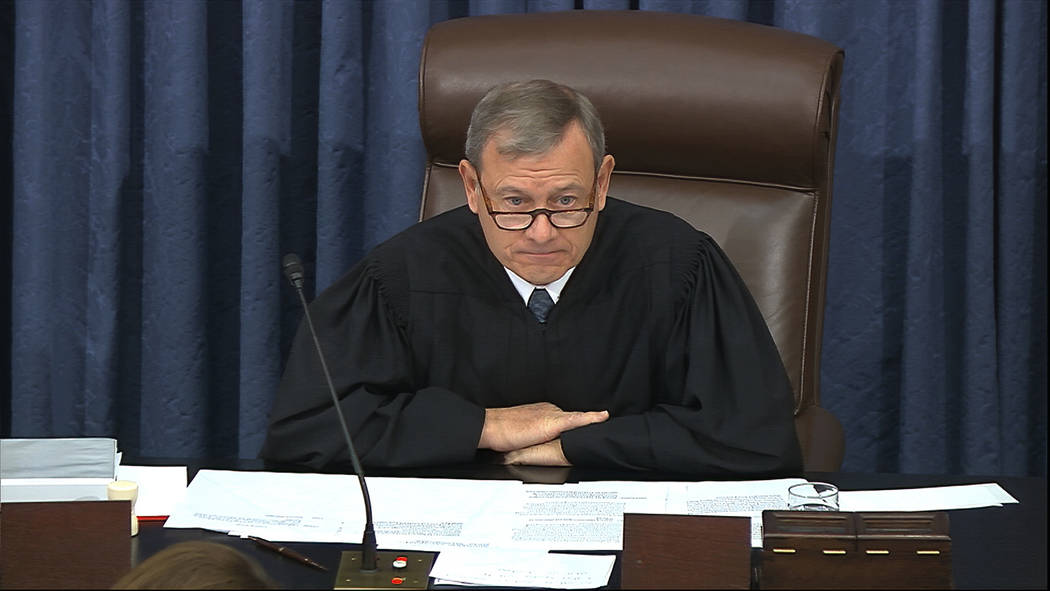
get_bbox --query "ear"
[595,154,615,212]
[459,159,481,214]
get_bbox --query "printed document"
[672,478,804,547]
[166,471,1019,557]
[431,549,615,589]
[371,477,523,551]
[165,470,521,550]
[498,481,668,550]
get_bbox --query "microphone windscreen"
[282,253,305,287]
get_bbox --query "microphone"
[281,253,434,589]
[281,253,305,289]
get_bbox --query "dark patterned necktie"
[527,288,555,323]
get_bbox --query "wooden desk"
[27,461,1050,589]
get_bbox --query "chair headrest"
[420,11,844,189]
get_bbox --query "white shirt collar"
[504,267,575,305]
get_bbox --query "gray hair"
[464,80,606,174]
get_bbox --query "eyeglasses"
[475,175,596,231]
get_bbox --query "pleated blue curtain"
[4,0,1046,475]
[810,0,1047,476]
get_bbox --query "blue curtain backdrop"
[3,0,1046,476]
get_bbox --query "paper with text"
[371,477,522,551]
[165,469,351,541]
[164,470,523,549]
[495,481,669,550]
[670,478,804,547]
[431,549,615,589]
[165,471,1018,557]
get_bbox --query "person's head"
[111,541,277,589]
[458,79,616,285]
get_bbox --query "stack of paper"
[0,437,119,502]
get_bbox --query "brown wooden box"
[0,500,132,589]
[760,511,952,589]
[622,513,751,589]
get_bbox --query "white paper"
[165,469,361,542]
[498,481,668,550]
[431,549,615,589]
[838,482,1018,512]
[116,465,188,517]
[371,477,523,551]
[165,470,1020,560]
[166,470,522,550]
[0,477,114,502]
[672,478,803,548]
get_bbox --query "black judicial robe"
[261,198,802,475]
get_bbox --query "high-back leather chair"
[417,10,845,472]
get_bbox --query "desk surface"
[127,461,1046,589]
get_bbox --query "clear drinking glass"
[787,481,839,511]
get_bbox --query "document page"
[370,477,523,551]
[165,469,354,541]
[672,478,805,547]
[431,549,615,589]
[497,481,669,550]
[165,470,523,549]
[116,465,188,518]
[839,482,1019,512]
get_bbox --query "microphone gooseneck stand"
[282,254,436,591]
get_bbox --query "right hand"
[478,402,609,453]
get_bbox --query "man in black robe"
[261,80,802,475]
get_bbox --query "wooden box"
[760,511,952,589]
[0,500,132,589]
[622,513,751,589]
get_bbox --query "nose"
[524,212,558,242]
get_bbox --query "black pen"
[245,535,329,571]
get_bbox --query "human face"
[459,122,615,286]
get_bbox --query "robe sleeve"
[259,260,486,471]
[559,236,804,476]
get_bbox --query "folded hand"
[478,402,608,453]
[502,439,570,466]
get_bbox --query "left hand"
[501,439,571,466]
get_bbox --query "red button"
[391,577,405,585]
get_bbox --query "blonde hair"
[111,541,277,589]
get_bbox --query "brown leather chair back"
[418,10,845,471]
